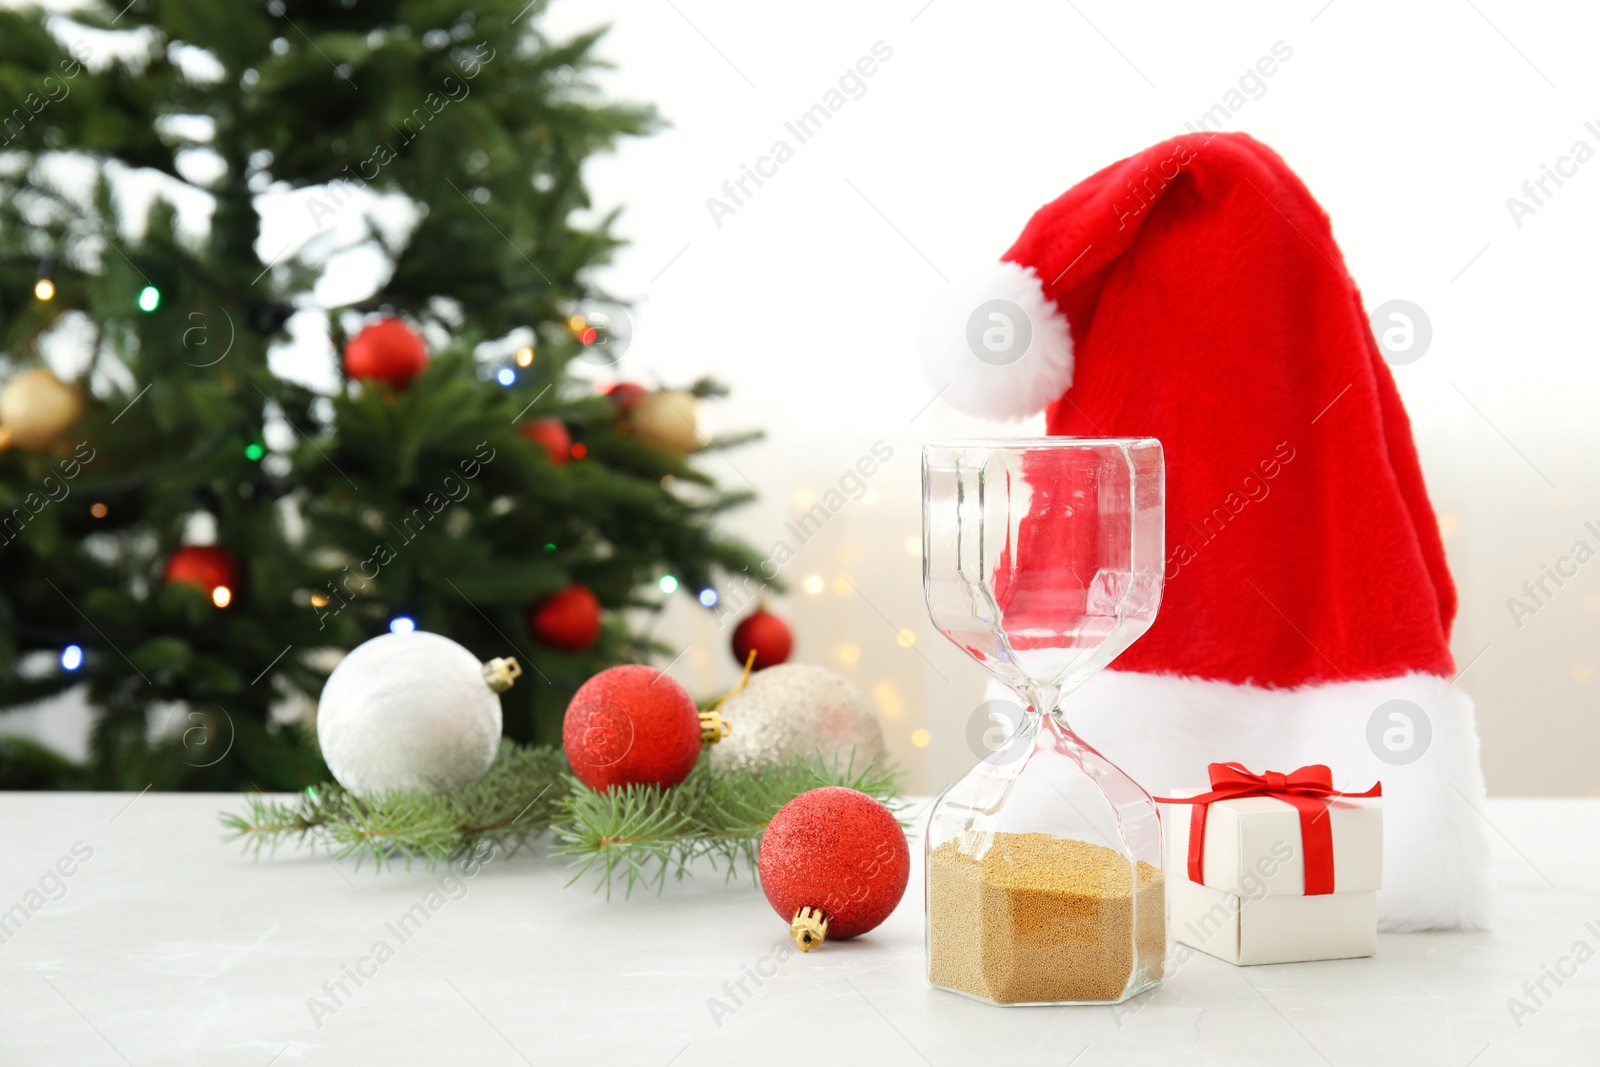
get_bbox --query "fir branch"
[700,429,764,451]
[552,747,901,898]
[220,744,901,895]
[220,743,570,870]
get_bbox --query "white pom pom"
[920,260,1074,421]
[317,632,503,794]
[709,664,885,774]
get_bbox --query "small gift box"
[1156,763,1383,966]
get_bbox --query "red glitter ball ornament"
[529,585,601,653]
[731,607,792,670]
[563,664,702,792]
[343,318,429,390]
[758,787,909,950]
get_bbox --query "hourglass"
[922,438,1166,1005]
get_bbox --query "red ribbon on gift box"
[1153,763,1382,896]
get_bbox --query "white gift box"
[1165,791,1383,965]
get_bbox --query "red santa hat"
[925,132,1491,931]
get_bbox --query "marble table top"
[0,793,1594,1066]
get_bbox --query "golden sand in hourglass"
[929,832,1165,1004]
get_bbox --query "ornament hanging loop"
[697,649,757,745]
[481,657,522,693]
[790,906,829,952]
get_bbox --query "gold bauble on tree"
[0,368,82,451]
[629,389,699,454]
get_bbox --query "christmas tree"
[0,0,769,791]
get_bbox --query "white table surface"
[0,794,1595,1067]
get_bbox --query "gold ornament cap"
[698,709,730,744]
[481,657,522,693]
[790,906,829,952]
[695,648,753,746]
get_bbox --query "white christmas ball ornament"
[710,663,886,775]
[317,631,520,794]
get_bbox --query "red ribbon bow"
[1153,763,1381,896]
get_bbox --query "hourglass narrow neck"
[1020,683,1063,720]
[1020,684,1098,752]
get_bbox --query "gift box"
[1158,763,1383,966]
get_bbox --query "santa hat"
[925,132,1491,931]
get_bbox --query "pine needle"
[220,743,901,894]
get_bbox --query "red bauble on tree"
[529,585,601,652]
[164,545,240,605]
[605,381,647,412]
[343,318,429,390]
[518,418,571,465]
[759,786,909,950]
[732,607,792,670]
[563,664,706,792]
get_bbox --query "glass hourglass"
[922,438,1166,1006]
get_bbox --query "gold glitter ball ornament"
[0,369,82,451]
[709,663,885,774]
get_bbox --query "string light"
[310,593,329,608]
[137,285,161,312]
[515,346,535,367]
[389,615,416,634]
[802,574,824,595]
[563,310,599,345]
[698,588,718,607]
[34,279,55,301]
[211,585,233,608]
[60,645,83,671]
[570,443,587,459]
[90,503,108,518]
[496,368,516,386]
[244,443,265,460]
[658,574,678,594]
[911,728,931,748]
[871,682,903,721]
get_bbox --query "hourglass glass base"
[923,711,1168,1007]
[926,915,1166,1006]
[925,830,1166,1006]
[930,973,1163,1009]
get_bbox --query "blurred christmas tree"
[0,0,768,790]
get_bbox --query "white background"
[7,0,1599,797]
